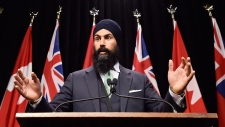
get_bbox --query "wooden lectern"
[16,112,217,127]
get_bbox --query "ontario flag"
[132,23,160,95]
[212,17,225,127]
[40,20,64,102]
[83,20,96,68]
[0,25,32,127]
[172,20,207,113]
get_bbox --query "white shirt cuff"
[29,95,43,108]
[169,88,185,108]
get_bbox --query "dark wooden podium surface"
[16,112,218,127]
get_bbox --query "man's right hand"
[14,69,42,102]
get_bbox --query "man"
[14,19,195,112]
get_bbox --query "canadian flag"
[0,25,32,127]
[83,21,96,69]
[172,20,207,113]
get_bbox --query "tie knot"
[105,71,112,79]
[104,71,113,97]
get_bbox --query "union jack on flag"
[132,23,160,95]
[40,20,64,102]
[212,17,225,127]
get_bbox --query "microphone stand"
[53,93,111,112]
[109,81,177,113]
[113,93,177,113]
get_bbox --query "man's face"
[94,29,117,54]
[93,29,119,74]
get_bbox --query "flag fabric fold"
[212,17,225,127]
[172,20,207,113]
[0,25,32,127]
[83,21,96,69]
[40,20,64,102]
[132,23,160,95]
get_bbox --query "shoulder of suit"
[69,66,95,75]
[119,65,146,77]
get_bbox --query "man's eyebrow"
[94,33,113,37]
[105,34,113,36]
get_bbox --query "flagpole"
[132,9,161,95]
[168,4,208,113]
[90,7,99,25]
[133,9,141,24]
[204,4,214,30]
[167,5,177,28]
[204,4,225,127]
[0,11,34,127]
[0,7,4,14]
[29,12,38,26]
[204,4,213,18]
[82,7,99,68]
[40,5,64,102]
[57,6,62,21]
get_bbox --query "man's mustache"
[97,47,110,54]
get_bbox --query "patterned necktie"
[104,71,113,97]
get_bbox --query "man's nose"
[100,38,105,46]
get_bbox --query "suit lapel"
[119,66,132,112]
[84,66,100,112]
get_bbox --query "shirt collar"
[113,62,120,72]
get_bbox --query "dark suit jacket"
[27,65,185,112]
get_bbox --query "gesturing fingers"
[14,75,24,87]
[18,69,26,80]
[185,62,192,76]
[184,57,192,76]
[187,70,195,82]
[179,57,188,69]
[31,72,39,83]
[168,59,174,72]
[14,79,26,96]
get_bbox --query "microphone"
[54,91,111,112]
[107,78,116,94]
[107,78,177,113]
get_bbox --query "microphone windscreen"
[107,78,112,85]
[112,78,117,85]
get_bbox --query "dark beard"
[93,46,120,74]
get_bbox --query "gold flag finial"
[133,9,141,23]
[167,5,177,20]
[57,6,62,20]
[204,4,213,17]
[0,7,4,14]
[90,7,99,25]
[29,11,38,25]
